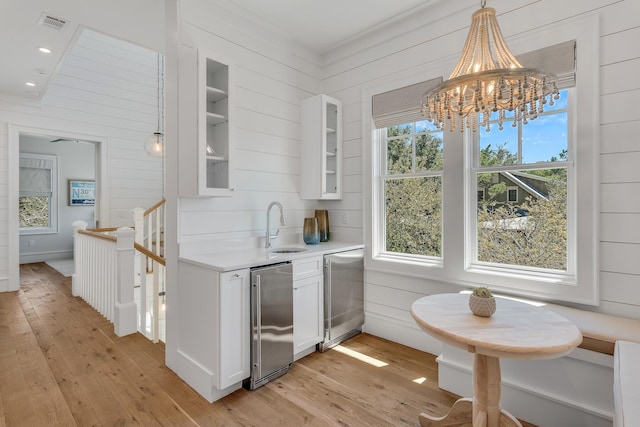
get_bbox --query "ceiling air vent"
[38,13,68,31]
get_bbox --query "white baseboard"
[172,349,241,403]
[20,250,73,264]
[363,312,443,355]
[0,277,17,292]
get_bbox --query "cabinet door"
[198,49,235,197]
[218,269,250,389]
[178,45,235,198]
[300,94,342,200]
[293,275,324,354]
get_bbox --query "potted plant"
[469,286,496,317]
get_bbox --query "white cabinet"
[300,94,342,200]
[294,275,323,354]
[292,256,324,355]
[218,269,250,389]
[175,261,249,401]
[178,46,235,197]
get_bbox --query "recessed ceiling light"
[38,47,52,54]
[25,82,36,87]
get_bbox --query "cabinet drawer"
[293,255,323,280]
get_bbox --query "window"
[19,153,57,234]
[383,121,443,257]
[473,90,570,271]
[367,22,599,304]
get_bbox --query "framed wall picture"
[68,179,95,206]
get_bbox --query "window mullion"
[411,123,417,174]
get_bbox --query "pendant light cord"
[156,53,161,134]
[160,54,165,136]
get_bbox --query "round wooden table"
[411,293,582,427]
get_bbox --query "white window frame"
[19,153,58,235]
[379,122,444,264]
[364,14,600,305]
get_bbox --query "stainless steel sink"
[269,248,308,254]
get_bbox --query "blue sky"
[480,89,569,164]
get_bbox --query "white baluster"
[138,251,149,338]
[152,259,160,343]
[155,209,161,257]
[132,207,145,287]
[72,221,88,297]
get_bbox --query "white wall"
[176,0,327,250]
[0,23,164,291]
[19,135,95,263]
[315,0,640,351]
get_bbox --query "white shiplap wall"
[177,0,326,248]
[318,0,640,350]
[0,28,162,291]
[51,29,164,220]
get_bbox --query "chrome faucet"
[265,201,286,248]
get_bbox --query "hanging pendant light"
[145,53,165,157]
[421,0,559,132]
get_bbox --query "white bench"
[614,341,640,427]
[544,303,640,355]
[544,304,640,427]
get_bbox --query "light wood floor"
[1,263,536,426]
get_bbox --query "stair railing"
[135,242,165,343]
[72,221,137,337]
[132,199,166,343]
[73,199,166,343]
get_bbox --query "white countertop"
[179,241,364,272]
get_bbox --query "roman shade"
[371,40,576,129]
[517,40,576,89]
[372,77,443,129]
[20,155,54,197]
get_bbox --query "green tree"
[477,155,568,270]
[385,177,442,256]
[19,196,49,227]
[382,127,568,270]
[384,125,443,256]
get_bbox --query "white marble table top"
[411,293,582,360]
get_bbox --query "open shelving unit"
[300,94,342,200]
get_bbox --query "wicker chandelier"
[421,0,559,132]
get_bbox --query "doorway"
[9,125,107,290]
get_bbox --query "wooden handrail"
[134,243,166,266]
[88,227,119,233]
[78,229,116,243]
[79,229,165,266]
[144,198,166,217]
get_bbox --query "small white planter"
[469,295,496,317]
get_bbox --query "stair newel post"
[72,220,88,297]
[114,227,137,337]
[132,207,145,287]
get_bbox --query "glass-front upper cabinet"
[179,46,235,197]
[300,94,342,200]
